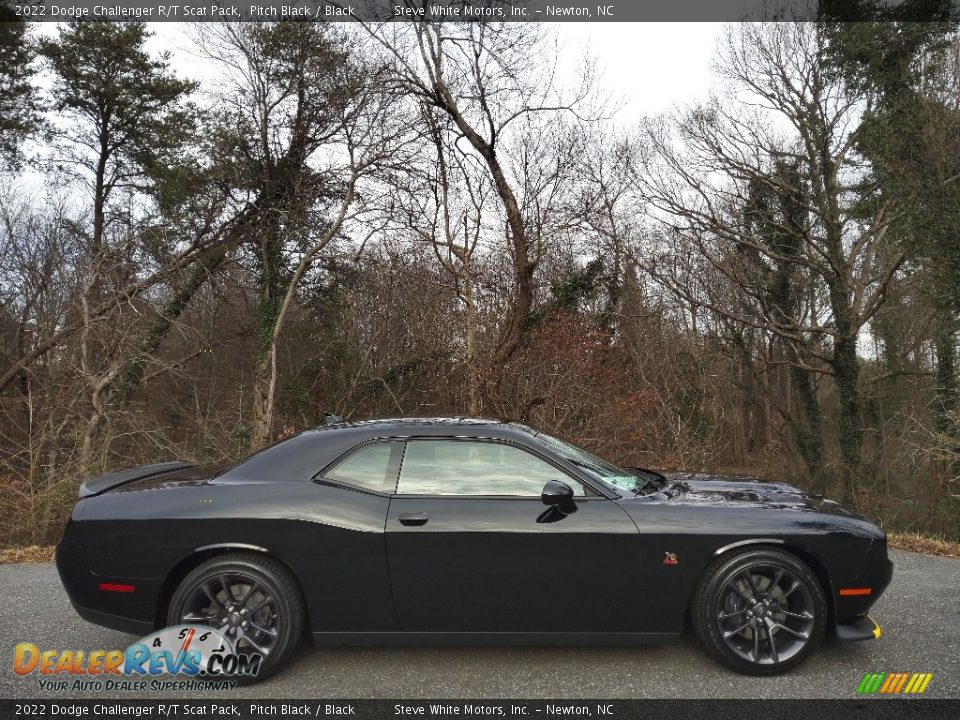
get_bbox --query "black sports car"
[57,418,892,679]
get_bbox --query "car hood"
[654,471,866,520]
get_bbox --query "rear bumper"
[56,513,159,634]
[71,602,153,636]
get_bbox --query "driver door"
[384,439,643,633]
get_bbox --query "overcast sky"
[144,22,722,123]
[24,22,722,196]
[570,23,720,119]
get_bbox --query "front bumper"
[835,615,882,641]
[832,542,892,640]
[834,549,894,623]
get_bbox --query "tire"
[167,552,304,682]
[691,547,826,675]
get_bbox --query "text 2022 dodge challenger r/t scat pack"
[56,418,892,680]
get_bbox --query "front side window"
[325,442,396,493]
[396,440,585,496]
[535,432,641,493]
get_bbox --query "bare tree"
[386,104,491,413]
[639,23,902,505]
[572,128,645,333]
[363,17,594,411]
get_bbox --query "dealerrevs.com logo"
[856,672,934,695]
[13,625,261,691]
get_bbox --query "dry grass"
[0,545,55,564]
[888,532,960,558]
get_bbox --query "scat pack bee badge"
[14,624,262,682]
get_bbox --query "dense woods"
[1,13,959,546]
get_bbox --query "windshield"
[535,432,645,494]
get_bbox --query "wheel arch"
[778,543,836,630]
[711,538,785,556]
[154,543,311,634]
[694,539,835,630]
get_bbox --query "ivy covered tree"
[820,3,960,431]
[196,22,394,449]
[740,162,829,488]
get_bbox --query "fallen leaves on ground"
[888,532,960,559]
[0,545,55,564]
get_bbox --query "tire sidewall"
[696,549,827,675]
[167,554,303,682]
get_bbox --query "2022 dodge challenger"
[57,418,892,679]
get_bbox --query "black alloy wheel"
[691,548,826,675]
[168,552,304,682]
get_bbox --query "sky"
[22,22,722,198]
[23,21,881,357]
[569,23,720,120]
[144,22,723,123]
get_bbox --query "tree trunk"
[249,236,283,450]
[789,361,828,491]
[832,332,862,508]
[92,126,109,256]
[250,347,277,450]
[77,131,112,474]
[245,170,358,449]
[463,264,479,415]
[38,442,59,545]
[822,259,864,507]
[428,85,534,410]
[934,313,958,434]
[114,240,232,403]
[444,116,533,373]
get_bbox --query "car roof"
[308,416,516,433]
[218,417,544,484]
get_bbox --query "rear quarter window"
[324,443,397,493]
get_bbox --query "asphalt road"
[1,550,957,700]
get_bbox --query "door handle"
[398,512,430,527]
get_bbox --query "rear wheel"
[167,552,303,682]
[691,548,826,675]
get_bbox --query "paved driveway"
[1,550,956,699]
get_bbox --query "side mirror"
[541,480,576,514]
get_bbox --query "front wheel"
[167,552,304,682]
[691,548,826,675]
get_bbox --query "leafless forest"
[1,17,959,546]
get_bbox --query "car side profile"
[56,418,892,679]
